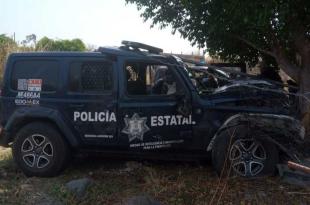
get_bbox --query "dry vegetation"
[0,35,87,81]
[0,147,309,205]
[0,44,16,80]
[0,44,34,82]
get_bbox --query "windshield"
[184,66,232,94]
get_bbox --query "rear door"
[62,57,118,146]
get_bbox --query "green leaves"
[36,37,86,51]
[0,34,16,47]
[126,0,309,67]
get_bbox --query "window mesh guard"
[81,62,112,91]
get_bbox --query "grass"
[0,147,13,169]
[0,147,309,205]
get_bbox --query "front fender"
[207,113,305,160]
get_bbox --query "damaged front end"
[188,65,291,112]
[207,113,305,162]
[187,66,306,161]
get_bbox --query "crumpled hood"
[204,78,290,112]
[213,79,278,94]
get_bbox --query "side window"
[125,62,178,96]
[69,61,113,93]
[11,60,59,92]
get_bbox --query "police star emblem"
[122,113,150,142]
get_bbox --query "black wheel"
[212,125,279,178]
[12,122,70,177]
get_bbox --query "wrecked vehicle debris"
[278,161,310,187]
[207,114,305,160]
[288,161,310,174]
[187,65,292,112]
[0,41,305,178]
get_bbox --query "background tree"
[0,35,87,79]
[36,37,86,51]
[21,34,37,47]
[0,34,17,78]
[126,0,310,127]
[35,37,54,50]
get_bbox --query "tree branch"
[272,47,301,82]
[232,34,301,82]
[232,35,276,57]
[294,27,310,67]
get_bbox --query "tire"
[12,122,70,177]
[212,124,279,178]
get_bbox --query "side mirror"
[176,94,192,117]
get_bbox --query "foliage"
[0,35,17,79]
[36,37,86,51]
[0,35,87,79]
[126,0,310,81]
[0,34,16,47]
[21,34,37,47]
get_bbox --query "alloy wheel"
[229,139,267,177]
[21,134,54,169]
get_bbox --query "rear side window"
[69,61,113,93]
[11,60,59,92]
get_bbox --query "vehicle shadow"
[66,152,213,175]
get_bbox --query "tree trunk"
[299,66,310,136]
[234,32,310,135]
[275,50,310,136]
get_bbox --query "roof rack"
[120,40,163,54]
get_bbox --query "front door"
[118,60,194,151]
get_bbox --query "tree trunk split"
[299,68,310,136]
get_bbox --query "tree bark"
[298,64,310,135]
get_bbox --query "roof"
[9,48,166,59]
[9,41,171,60]
[9,51,104,58]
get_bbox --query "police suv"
[0,41,304,177]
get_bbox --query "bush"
[0,35,17,79]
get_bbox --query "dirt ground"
[0,147,309,205]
